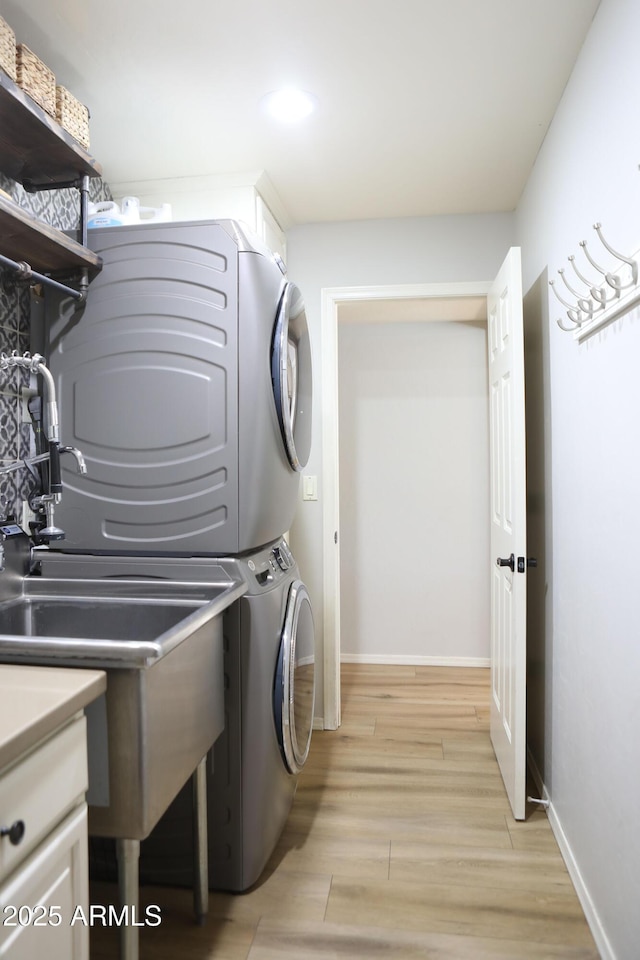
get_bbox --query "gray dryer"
[45,219,312,555]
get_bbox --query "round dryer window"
[272,282,312,471]
[274,579,315,774]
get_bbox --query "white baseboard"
[315,656,488,731]
[340,653,490,668]
[527,750,615,960]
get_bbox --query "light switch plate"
[302,475,318,501]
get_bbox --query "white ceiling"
[2,0,600,226]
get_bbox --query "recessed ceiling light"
[261,88,318,123]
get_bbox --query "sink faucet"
[60,445,88,474]
[0,351,86,542]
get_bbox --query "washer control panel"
[247,539,294,587]
[272,541,294,571]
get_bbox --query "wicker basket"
[56,85,90,149]
[16,43,56,116]
[0,16,16,81]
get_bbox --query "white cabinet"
[0,715,90,960]
[108,171,290,262]
[0,804,88,959]
[255,194,287,263]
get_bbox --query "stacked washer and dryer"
[41,219,315,892]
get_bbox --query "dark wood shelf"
[0,195,101,275]
[0,69,102,186]
[0,68,102,280]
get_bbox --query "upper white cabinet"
[108,171,289,262]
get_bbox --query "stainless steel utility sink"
[0,576,242,667]
[0,569,247,840]
[0,594,190,644]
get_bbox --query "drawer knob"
[1,820,25,845]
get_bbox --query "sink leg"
[116,837,140,960]
[192,755,209,924]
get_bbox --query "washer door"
[274,580,315,774]
[272,282,312,471]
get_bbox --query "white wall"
[288,4,640,941]
[338,318,489,664]
[285,213,515,713]
[516,1,640,957]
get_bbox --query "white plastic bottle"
[87,200,125,228]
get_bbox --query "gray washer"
[46,219,312,556]
[133,538,315,892]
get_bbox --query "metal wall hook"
[568,254,595,288]
[581,232,632,292]
[557,314,580,332]
[580,240,620,303]
[568,254,602,296]
[549,279,576,312]
[549,280,584,324]
[604,272,624,293]
[591,281,619,307]
[579,239,608,276]
[556,223,640,338]
[558,268,585,300]
[593,222,638,284]
[557,271,596,319]
[577,298,595,319]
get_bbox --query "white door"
[487,247,527,820]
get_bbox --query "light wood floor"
[90,664,599,959]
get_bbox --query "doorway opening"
[321,282,492,729]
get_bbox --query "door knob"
[496,554,515,572]
[1,820,25,846]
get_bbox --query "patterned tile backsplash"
[0,173,112,522]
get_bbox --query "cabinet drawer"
[0,716,87,883]
[0,803,89,959]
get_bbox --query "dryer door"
[274,579,315,774]
[272,283,312,471]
